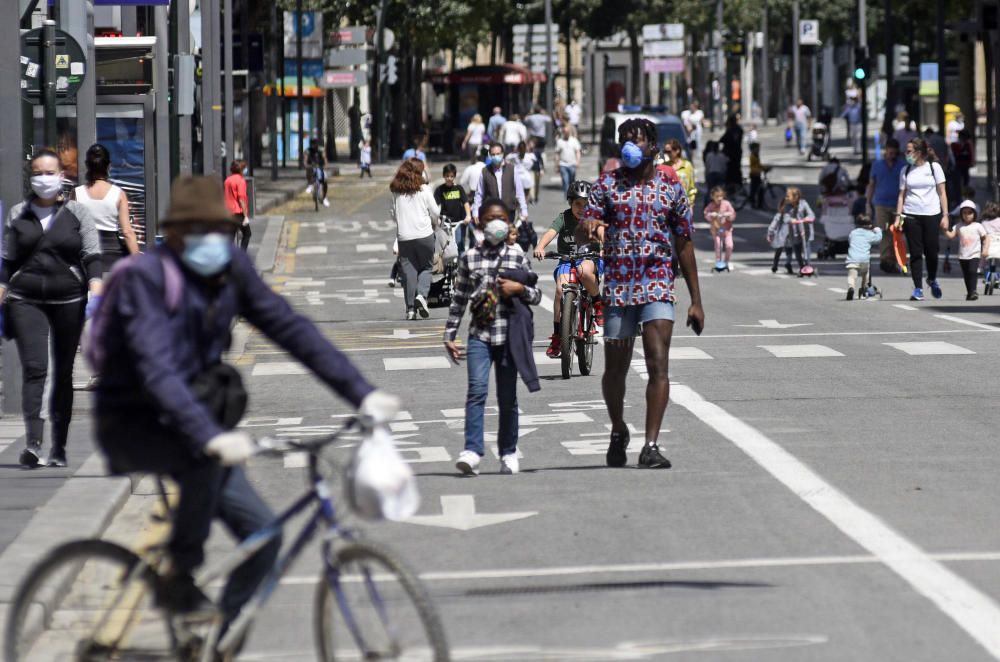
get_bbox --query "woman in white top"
[508,141,536,200]
[75,144,138,273]
[895,137,948,301]
[461,113,486,163]
[390,158,440,320]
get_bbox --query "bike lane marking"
[669,382,1000,660]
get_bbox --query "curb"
[0,454,130,652]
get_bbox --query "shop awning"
[425,64,546,86]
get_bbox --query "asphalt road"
[80,144,1000,661]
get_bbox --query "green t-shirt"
[549,209,599,255]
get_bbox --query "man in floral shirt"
[584,118,704,470]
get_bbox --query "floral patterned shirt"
[582,169,693,307]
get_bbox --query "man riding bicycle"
[93,177,397,633]
[305,139,329,207]
[534,180,604,358]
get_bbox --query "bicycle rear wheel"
[4,539,177,662]
[314,541,449,662]
[577,300,595,376]
[559,290,578,379]
[763,183,787,211]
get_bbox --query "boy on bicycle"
[533,180,604,358]
[305,139,329,207]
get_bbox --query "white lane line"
[828,287,847,293]
[935,314,1000,331]
[274,551,1000,586]
[295,245,328,255]
[670,346,713,360]
[251,362,309,376]
[677,328,987,340]
[383,357,451,371]
[799,281,818,287]
[356,243,387,253]
[670,384,1000,659]
[539,294,555,312]
[885,341,976,356]
[894,304,918,311]
[758,344,844,358]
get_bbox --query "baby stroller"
[808,122,830,161]
[428,216,461,306]
[816,192,856,260]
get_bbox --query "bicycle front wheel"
[314,541,449,662]
[559,290,578,380]
[577,301,595,376]
[4,539,176,662]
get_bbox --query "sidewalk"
[0,184,294,642]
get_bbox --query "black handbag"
[189,363,248,430]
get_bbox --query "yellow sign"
[55,54,70,69]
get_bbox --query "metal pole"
[716,0,724,122]
[153,6,169,229]
[936,0,946,131]
[544,0,553,124]
[223,0,234,168]
[792,0,800,104]
[240,0,252,173]
[42,19,57,149]
[883,0,894,136]
[295,0,304,169]
[762,0,770,123]
[201,0,218,175]
[375,0,388,162]
[590,44,597,145]
[859,0,869,166]
[269,2,279,179]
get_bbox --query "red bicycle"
[547,252,601,379]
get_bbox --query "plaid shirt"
[444,243,541,346]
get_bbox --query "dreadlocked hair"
[618,118,657,147]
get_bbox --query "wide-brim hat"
[161,176,236,225]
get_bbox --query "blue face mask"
[489,155,503,168]
[621,141,645,168]
[182,233,233,277]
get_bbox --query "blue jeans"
[464,337,519,457]
[559,165,576,196]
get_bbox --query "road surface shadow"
[435,578,772,599]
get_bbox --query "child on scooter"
[704,186,736,271]
[534,180,604,358]
[768,187,815,274]
[845,214,883,300]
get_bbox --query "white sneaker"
[456,450,480,475]
[414,294,430,318]
[322,198,330,207]
[499,453,520,475]
[306,185,313,194]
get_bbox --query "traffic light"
[386,55,398,85]
[892,44,910,77]
[853,46,869,82]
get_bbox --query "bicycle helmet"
[567,179,592,202]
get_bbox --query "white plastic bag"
[348,426,420,521]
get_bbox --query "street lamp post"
[859,0,869,166]
[296,0,304,169]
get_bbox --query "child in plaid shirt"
[444,199,541,476]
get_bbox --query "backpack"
[83,251,185,372]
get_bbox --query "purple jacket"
[95,246,374,451]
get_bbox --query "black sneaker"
[785,264,794,275]
[156,572,215,617]
[968,292,980,301]
[606,429,630,468]
[846,287,854,301]
[48,447,67,468]
[638,443,672,469]
[19,440,42,469]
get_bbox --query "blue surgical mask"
[490,155,503,168]
[621,141,645,168]
[181,232,233,277]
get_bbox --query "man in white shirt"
[565,100,582,134]
[501,114,528,153]
[793,98,812,155]
[680,100,704,152]
[459,156,487,198]
[554,125,581,197]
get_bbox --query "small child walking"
[704,186,736,270]
[845,214,883,300]
[943,200,990,300]
[359,140,372,178]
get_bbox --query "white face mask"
[30,174,62,200]
[483,219,509,246]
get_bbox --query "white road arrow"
[734,319,814,329]
[404,495,537,531]
[373,329,441,340]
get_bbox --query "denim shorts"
[603,301,676,340]
[553,259,605,280]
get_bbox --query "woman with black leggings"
[1,149,103,468]
[895,137,949,301]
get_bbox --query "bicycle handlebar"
[544,251,602,262]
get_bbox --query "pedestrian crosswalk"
[0,417,24,453]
